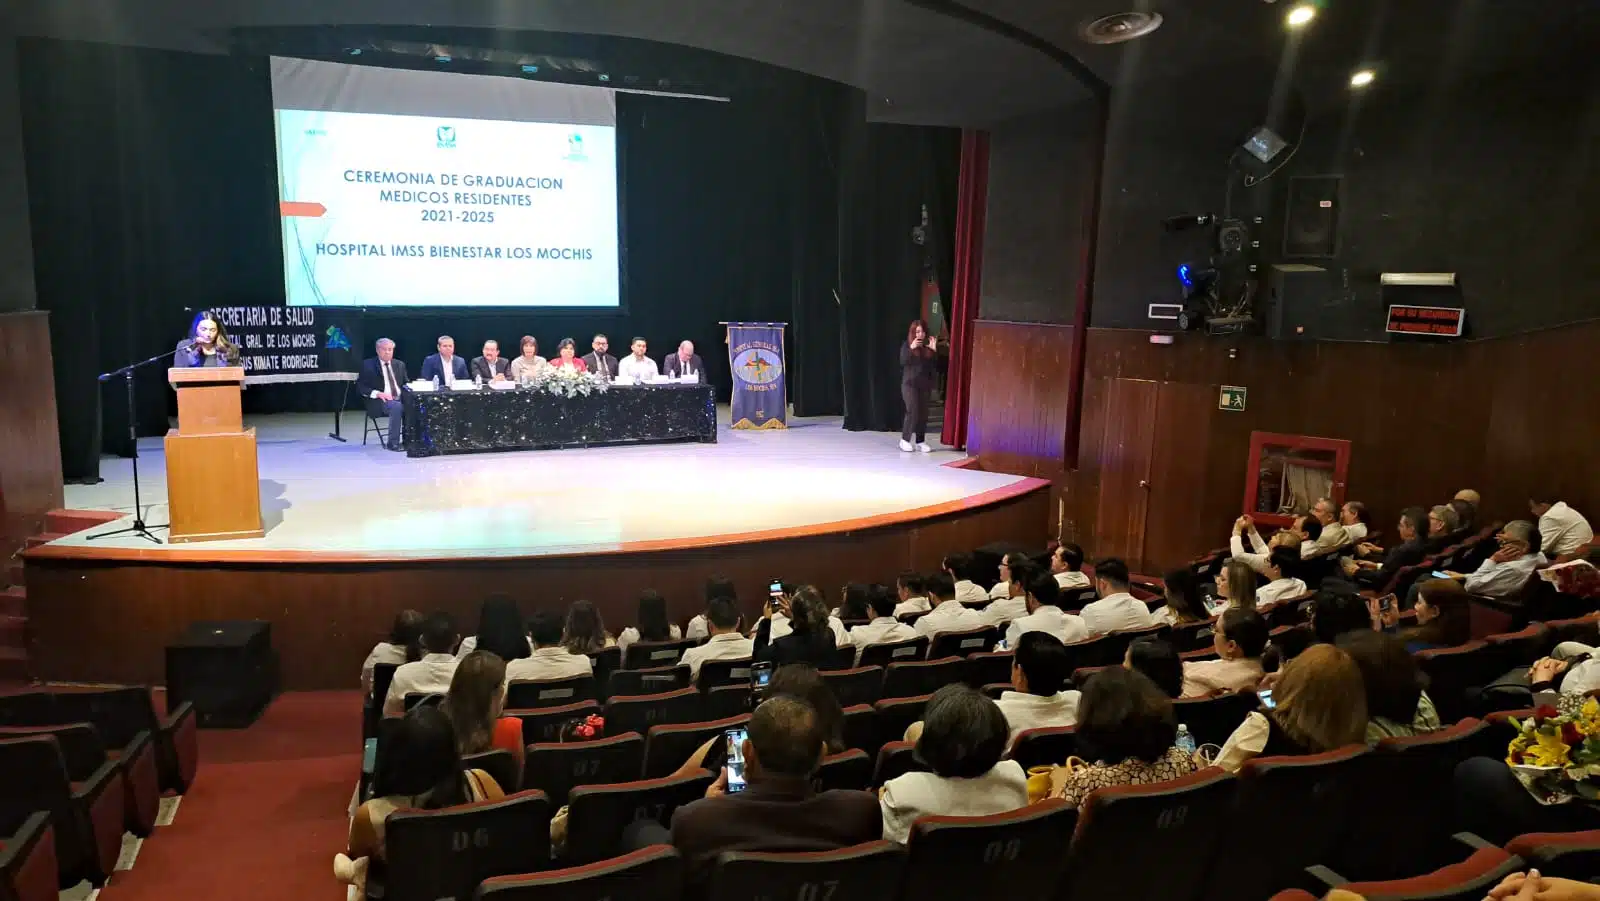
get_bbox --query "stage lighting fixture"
[1349,69,1376,88]
[1286,4,1316,27]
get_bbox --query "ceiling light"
[1349,69,1376,88]
[1286,5,1316,28]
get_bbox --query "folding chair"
[1309,833,1522,901]
[608,667,692,698]
[379,790,551,901]
[506,701,601,746]
[858,637,930,669]
[899,801,1078,901]
[507,676,598,709]
[881,658,966,699]
[871,741,924,788]
[642,716,750,780]
[524,733,645,805]
[604,688,703,738]
[926,627,1000,660]
[707,841,906,901]
[477,844,683,901]
[623,639,698,670]
[1007,726,1078,772]
[565,774,714,864]
[0,736,123,888]
[0,811,56,901]
[812,749,872,793]
[820,667,884,708]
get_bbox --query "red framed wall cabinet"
[1242,431,1352,531]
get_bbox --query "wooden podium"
[165,367,264,543]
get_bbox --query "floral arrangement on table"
[527,365,609,399]
[1506,698,1600,804]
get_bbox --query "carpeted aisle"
[99,691,363,901]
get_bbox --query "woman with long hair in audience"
[1214,643,1368,772]
[338,706,505,890]
[1153,569,1212,626]
[881,684,1028,842]
[1373,577,1472,652]
[460,595,531,661]
[1214,559,1258,612]
[561,600,615,655]
[1124,637,1185,698]
[670,663,847,779]
[441,650,524,775]
[837,583,872,623]
[361,609,425,695]
[1336,630,1440,743]
[754,585,838,667]
[1049,667,1197,806]
[617,589,681,655]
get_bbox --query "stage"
[23,412,1050,688]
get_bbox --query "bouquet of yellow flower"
[1506,698,1600,805]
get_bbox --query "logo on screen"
[436,126,457,149]
[566,133,587,161]
[324,325,352,351]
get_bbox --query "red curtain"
[941,129,990,449]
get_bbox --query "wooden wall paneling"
[1092,378,1158,564]
[965,320,1075,478]
[1142,381,1217,574]
[1059,375,1109,547]
[0,311,63,550]
[1480,328,1600,524]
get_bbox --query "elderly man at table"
[618,337,660,383]
[663,340,707,384]
[420,335,469,385]
[582,334,618,380]
[470,339,512,383]
[356,337,409,451]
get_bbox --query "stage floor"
[48,412,1032,561]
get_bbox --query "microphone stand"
[87,343,194,543]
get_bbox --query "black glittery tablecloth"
[401,383,717,457]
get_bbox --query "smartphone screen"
[1258,689,1276,710]
[1431,571,1450,579]
[1378,595,1394,612]
[724,727,749,793]
[768,580,784,602]
[750,662,773,694]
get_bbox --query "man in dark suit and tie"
[469,339,512,383]
[419,335,469,385]
[355,338,409,451]
[581,334,618,380]
[663,340,707,384]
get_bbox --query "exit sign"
[1219,385,1248,411]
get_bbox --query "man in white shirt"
[1303,498,1349,558]
[1531,494,1594,560]
[848,590,919,662]
[1256,547,1309,608]
[1448,520,1548,599]
[1340,501,1370,544]
[914,573,985,638]
[1005,572,1089,648]
[987,552,1030,600]
[981,561,1035,629]
[507,610,594,683]
[678,598,755,679]
[617,337,660,383]
[383,613,460,716]
[944,553,990,606]
[995,632,1081,746]
[1180,608,1267,698]
[1078,558,1157,635]
[685,575,738,642]
[1050,542,1092,591]
[1229,515,1303,577]
[892,572,932,618]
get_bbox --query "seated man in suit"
[663,340,707,383]
[420,334,469,385]
[355,337,409,451]
[470,339,511,383]
[581,333,618,380]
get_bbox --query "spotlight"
[1349,69,1376,88]
[1286,4,1316,27]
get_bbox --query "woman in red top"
[552,338,588,372]
[442,651,524,780]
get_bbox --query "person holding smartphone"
[898,319,939,453]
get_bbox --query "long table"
[401,382,717,457]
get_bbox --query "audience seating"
[524,733,645,806]
[900,801,1078,901]
[1172,692,1257,748]
[1204,745,1370,901]
[896,612,927,628]
[703,685,753,721]
[588,647,623,700]
[820,644,859,672]
[1105,624,1171,658]
[964,652,1013,689]
[839,705,876,757]
[811,749,871,793]
[0,735,124,888]
[463,749,522,796]
[857,637,930,669]
[1007,726,1078,772]
[1263,598,1310,630]
[378,790,551,901]
[622,640,698,671]
[871,696,931,757]
[819,667,884,708]
[959,599,992,612]
[1070,665,1110,687]
[642,716,749,780]
[0,810,55,901]
[507,676,598,709]
[1484,624,1550,673]
[1414,642,1498,723]
[1057,768,1236,901]
[15,686,198,795]
[0,723,158,837]
[1060,587,1099,609]
[405,692,444,711]
[507,702,602,746]
[706,841,906,901]
[608,667,692,698]
[871,741,924,788]
[477,844,683,901]
[565,774,713,864]
[1307,833,1522,901]
[926,627,999,660]
[881,658,966,699]
[1505,829,1600,880]
[1543,614,1600,652]
[979,683,1010,699]
[366,662,400,737]
[1060,634,1127,671]
[1168,621,1215,652]
[0,693,55,727]
[694,658,754,691]
[605,689,704,739]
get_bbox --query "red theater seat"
[642,716,749,780]
[871,741,923,788]
[881,658,966,698]
[706,841,906,901]
[604,688,703,738]
[524,733,645,805]
[506,676,598,709]
[926,627,999,660]
[812,749,872,793]
[565,774,714,864]
[622,639,698,671]
[0,811,58,901]
[899,800,1078,901]
[0,723,158,838]
[377,790,551,901]
[0,736,124,888]
[819,667,884,709]
[1007,726,1078,772]
[1505,829,1600,881]
[1309,834,1522,901]
[477,844,683,901]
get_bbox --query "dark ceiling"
[8,0,1596,126]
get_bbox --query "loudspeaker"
[1265,264,1345,341]
[166,620,277,727]
[1283,175,1342,258]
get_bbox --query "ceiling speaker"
[1079,12,1164,44]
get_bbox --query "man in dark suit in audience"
[581,334,618,380]
[469,339,511,383]
[419,335,469,384]
[663,340,707,384]
[652,695,879,887]
[355,337,408,451]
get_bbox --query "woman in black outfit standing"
[900,319,938,453]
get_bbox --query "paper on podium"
[450,379,477,390]
[409,380,435,392]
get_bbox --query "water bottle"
[1175,724,1196,756]
[474,373,483,389]
[433,374,442,391]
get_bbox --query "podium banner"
[725,322,787,430]
[206,305,362,381]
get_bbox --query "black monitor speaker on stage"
[166,620,277,727]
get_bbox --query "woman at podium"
[174,311,240,368]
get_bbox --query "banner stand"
[722,322,788,430]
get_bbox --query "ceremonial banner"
[205,305,362,384]
[725,322,787,430]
